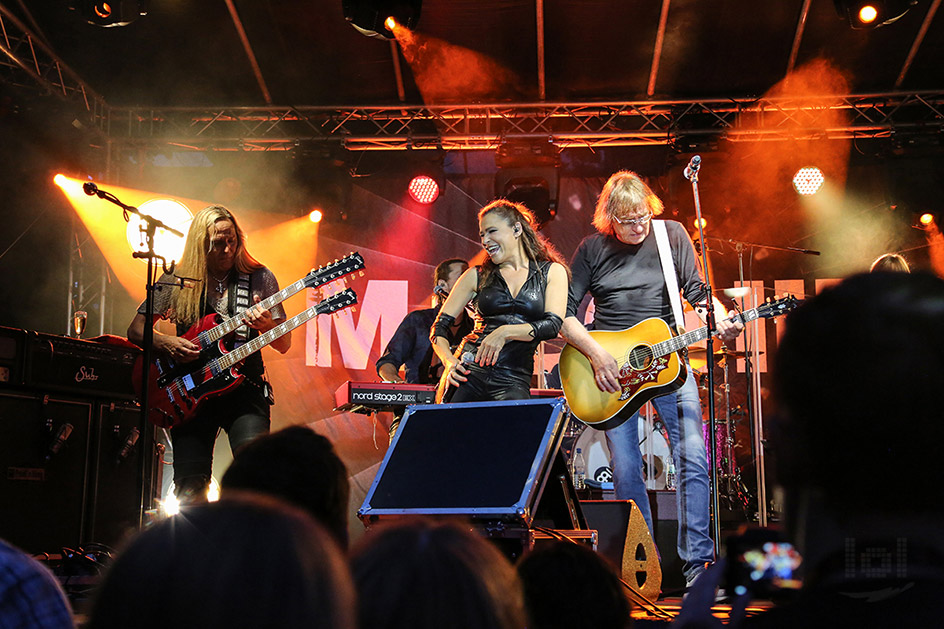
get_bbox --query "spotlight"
[125,199,192,264]
[309,209,324,223]
[75,0,148,27]
[408,175,440,204]
[342,0,421,39]
[793,167,825,196]
[833,0,917,28]
[918,212,936,228]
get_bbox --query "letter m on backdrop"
[305,280,408,370]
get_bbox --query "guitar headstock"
[757,294,800,319]
[304,252,366,290]
[316,288,358,317]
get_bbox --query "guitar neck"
[203,278,308,344]
[652,308,762,358]
[214,293,353,371]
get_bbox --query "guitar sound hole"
[628,346,653,370]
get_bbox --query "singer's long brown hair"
[170,205,262,327]
[477,200,569,286]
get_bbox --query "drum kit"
[562,345,759,516]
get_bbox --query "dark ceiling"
[5,0,944,110]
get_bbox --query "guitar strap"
[232,272,252,345]
[652,220,685,333]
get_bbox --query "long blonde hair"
[592,170,664,237]
[171,205,262,327]
[477,200,569,285]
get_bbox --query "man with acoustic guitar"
[127,205,291,505]
[560,171,742,590]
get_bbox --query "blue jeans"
[604,369,714,580]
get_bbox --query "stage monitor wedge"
[359,398,568,527]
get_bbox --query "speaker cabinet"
[359,398,575,528]
[86,403,160,549]
[582,492,685,593]
[0,392,92,553]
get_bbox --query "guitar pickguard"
[617,355,670,401]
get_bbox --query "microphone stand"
[684,158,722,555]
[704,236,818,526]
[83,183,183,529]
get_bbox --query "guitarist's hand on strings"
[158,335,201,363]
[713,308,743,344]
[590,350,621,394]
[242,295,277,333]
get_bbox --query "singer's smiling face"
[479,212,520,264]
[613,210,652,246]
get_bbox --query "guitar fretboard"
[649,308,761,359]
[210,290,356,374]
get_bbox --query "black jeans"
[170,383,271,498]
[447,364,532,403]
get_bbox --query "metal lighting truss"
[105,93,944,152]
[0,4,108,131]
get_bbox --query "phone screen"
[726,530,803,599]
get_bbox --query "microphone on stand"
[83,181,99,196]
[433,285,449,300]
[683,155,702,181]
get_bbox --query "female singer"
[431,200,569,402]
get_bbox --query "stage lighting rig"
[833,0,917,29]
[74,0,148,27]
[343,0,422,39]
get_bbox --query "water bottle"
[572,448,587,490]
[665,459,677,491]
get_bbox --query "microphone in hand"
[83,181,99,196]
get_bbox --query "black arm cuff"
[530,312,563,341]
[431,312,457,343]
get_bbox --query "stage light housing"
[408,175,440,204]
[75,0,148,27]
[833,0,917,28]
[495,141,561,227]
[342,0,421,39]
[793,167,825,196]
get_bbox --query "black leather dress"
[448,260,550,402]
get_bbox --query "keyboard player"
[374,259,473,439]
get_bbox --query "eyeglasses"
[613,213,652,227]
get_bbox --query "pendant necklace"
[211,272,228,295]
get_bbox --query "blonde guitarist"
[559,171,742,590]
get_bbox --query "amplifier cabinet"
[24,333,138,400]
[0,392,92,553]
[85,403,160,549]
[0,326,25,386]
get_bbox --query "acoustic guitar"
[559,296,798,430]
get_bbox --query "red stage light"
[793,167,825,196]
[408,175,440,204]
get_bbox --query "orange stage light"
[858,5,879,23]
[919,213,935,227]
[385,16,397,31]
[309,209,324,223]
